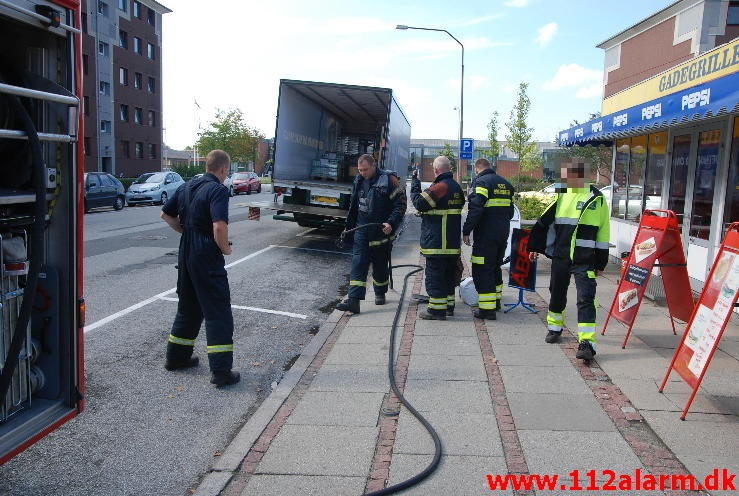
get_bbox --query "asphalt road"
[0,189,353,496]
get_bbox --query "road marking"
[84,245,277,333]
[295,227,317,237]
[158,296,307,320]
[272,245,350,256]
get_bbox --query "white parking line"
[158,296,307,320]
[84,245,276,333]
[295,227,317,237]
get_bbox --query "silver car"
[125,171,185,206]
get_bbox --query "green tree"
[195,108,264,166]
[505,82,539,174]
[171,163,203,179]
[479,110,502,165]
[438,143,457,174]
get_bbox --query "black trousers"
[166,231,234,372]
[424,256,457,315]
[471,238,506,311]
[547,257,597,343]
[348,233,391,299]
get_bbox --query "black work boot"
[211,370,241,387]
[473,309,497,320]
[375,294,386,305]
[419,310,447,321]
[336,297,361,314]
[545,331,562,344]
[164,356,199,371]
[576,340,596,361]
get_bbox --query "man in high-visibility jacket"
[411,156,465,320]
[528,161,610,361]
[463,158,515,320]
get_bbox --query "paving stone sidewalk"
[197,213,737,496]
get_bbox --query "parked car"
[125,171,185,206]
[84,172,126,213]
[230,172,261,196]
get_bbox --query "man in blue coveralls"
[160,149,240,387]
[336,154,407,314]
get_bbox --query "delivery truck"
[245,79,411,228]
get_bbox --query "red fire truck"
[0,0,85,464]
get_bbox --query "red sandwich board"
[660,223,739,419]
[603,210,694,348]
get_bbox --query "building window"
[133,0,141,18]
[147,77,155,93]
[98,41,110,57]
[81,13,87,33]
[100,120,111,133]
[134,72,142,89]
[99,81,110,95]
[83,96,90,116]
[120,104,129,121]
[134,107,142,124]
[119,30,128,48]
[147,8,155,26]
[724,117,739,237]
[118,0,127,12]
[626,134,647,221]
[148,110,155,127]
[728,1,739,25]
[121,140,130,159]
[148,143,157,160]
[644,132,667,214]
[119,67,128,85]
[82,54,89,75]
[133,37,142,54]
[147,43,154,59]
[98,1,109,16]
[135,142,143,159]
[690,129,722,240]
[84,137,91,156]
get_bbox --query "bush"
[119,178,136,191]
[515,194,550,220]
[259,176,271,184]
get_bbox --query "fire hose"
[336,223,443,495]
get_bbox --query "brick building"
[81,0,171,177]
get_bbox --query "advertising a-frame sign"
[602,210,695,348]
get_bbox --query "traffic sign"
[459,138,474,160]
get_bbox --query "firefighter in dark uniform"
[336,154,407,314]
[528,161,610,361]
[463,158,515,320]
[160,149,240,386]
[411,156,465,320]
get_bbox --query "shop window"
[690,129,722,240]
[724,118,739,236]
[626,135,647,221]
[611,138,630,219]
[644,132,667,214]
[668,134,692,226]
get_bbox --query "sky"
[161,0,671,149]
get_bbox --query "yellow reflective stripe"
[441,212,447,251]
[485,198,512,207]
[586,270,596,279]
[207,344,234,353]
[547,311,564,325]
[495,285,503,292]
[478,293,496,301]
[368,234,396,247]
[420,248,461,255]
[479,301,495,309]
[372,278,389,287]
[471,256,485,264]
[577,330,597,343]
[168,334,195,346]
[475,186,489,197]
[423,209,462,215]
[349,280,367,287]
[420,191,436,208]
[447,295,456,301]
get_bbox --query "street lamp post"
[396,24,464,145]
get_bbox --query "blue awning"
[558,71,739,146]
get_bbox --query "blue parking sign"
[459,138,474,160]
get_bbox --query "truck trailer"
[245,79,411,228]
[0,0,85,464]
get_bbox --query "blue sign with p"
[459,138,474,160]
